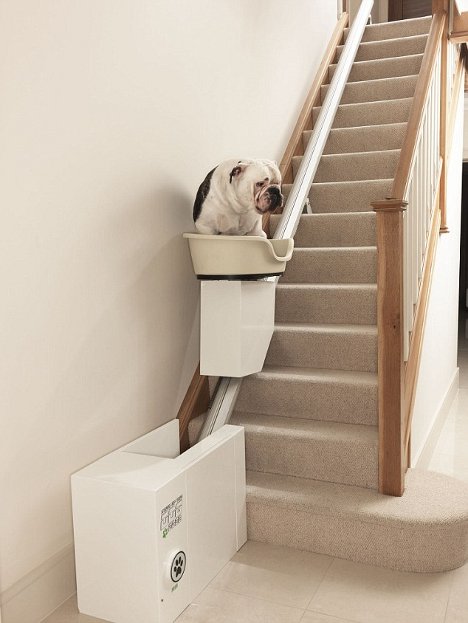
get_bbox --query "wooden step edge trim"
[177,364,210,451]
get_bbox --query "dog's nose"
[267,186,283,212]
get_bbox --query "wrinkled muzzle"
[255,184,284,214]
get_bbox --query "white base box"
[71,421,247,623]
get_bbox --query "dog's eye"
[256,181,265,188]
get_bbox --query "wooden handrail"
[391,11,446,200]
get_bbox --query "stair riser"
[343,16,431,43]
[305,123,407,155]
[336,34,427,62]
[236,375,378,425]
[329,54,423,82]
[275,286,377,324]
[266,329,377,372]
[270,213,376,247]
[308,180,392,214]
[314,98,412,129]
[247,503,466,573]
[295,151,400,183]
[283,249,377,284]
[321,75,417,105]
[242,430,378,488]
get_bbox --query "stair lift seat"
[184,233,295,377]
[183,233,294,280]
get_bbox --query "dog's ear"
[229,162,248,184]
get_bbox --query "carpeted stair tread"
[306,122,408,155]
[343,15,431,43]
[294,149,400,182]
[266,323,377,372]
[270,212,376,246]
[275,283,377,324]
[329,53,423,82]
[235,365,378,426]
[283,246,376,284]
[246,469,468,572]
[231,412,378,489]
[314,97,413,128]
[336,33,428,63]
[321,75,417,105]
[188,413,205,445]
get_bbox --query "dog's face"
[229,159,283,215]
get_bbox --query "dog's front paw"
[246,224,267,238]
[195,222,218,235]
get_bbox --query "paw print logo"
[170,551,186,583]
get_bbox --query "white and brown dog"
[193,158,283,238]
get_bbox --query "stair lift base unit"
[71,420,247,623]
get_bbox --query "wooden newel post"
[372,199,407,497]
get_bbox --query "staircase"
[227,16,468,573]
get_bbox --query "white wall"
[411,78,464,463]
[0,0,337,611]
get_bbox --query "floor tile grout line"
[305,555,336,610]
[305,606,366,623]
[204,583,310,613]
[442,565,460,623]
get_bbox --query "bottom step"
[247,469,468,573]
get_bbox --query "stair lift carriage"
[183,233,294,377]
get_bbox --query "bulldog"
[192,158,283,238]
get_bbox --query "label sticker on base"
[160,495,183,538]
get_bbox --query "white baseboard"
[0,545,76,623]
[414,367,460,468]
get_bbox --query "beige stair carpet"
[196,15,468,573]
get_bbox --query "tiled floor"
[43,310,468,623]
